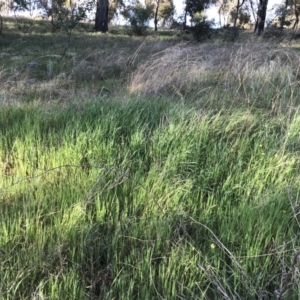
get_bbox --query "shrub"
[191,17,214,41]
[121,1,154,36]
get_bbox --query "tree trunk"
[293,10,299,32]
[154,0,160,32]
[0,14,2,34]
[218,5,222,27]
[254,0,268,35]
[249,0,257,24]
[95,0,109,33]
[292,2,299,32]
[233,0,240,27]
[280,0,288,30]
[233,0,245,28]
[183,4,188,30]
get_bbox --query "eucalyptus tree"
[182,0,216,29]
[287,0,300,31]
[218,0,268,34]
[232,0,245,27]
[152,0,175,31]
[218,0,232,27]
[95,0,123,32]
[95,0,109,32]
[273,0,300,31]
[217,0,255,28]
[254,0,268,34]
[121,0,154,34]
[276,0,289,30]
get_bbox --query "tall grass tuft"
[130,42,300,111]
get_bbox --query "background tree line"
[1,0,300,37]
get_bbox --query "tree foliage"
[121,0,154,35]
[151,0,175,31]
[185,0,214,16]
[183,0,216,29]
[47,0,93,33]
[229,6,251,27]
[6,0,93,33]
[217,0,254,28]
[273,0,300,31]
[158,0,175,27]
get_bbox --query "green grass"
[1,99,300,299]
[1,18,300,299]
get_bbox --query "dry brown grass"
[70,38,179,82]
[0,31,178,105]
[129,42,300,101]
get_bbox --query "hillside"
[1,19,300,299]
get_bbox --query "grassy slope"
[1,19,300,299]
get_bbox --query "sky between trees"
[193,0,283,27]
